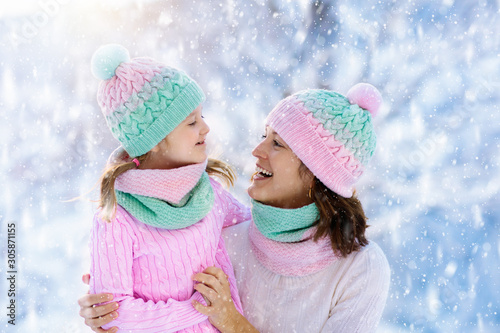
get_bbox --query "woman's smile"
[253,165,273,180]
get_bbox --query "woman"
[79,84,391,332]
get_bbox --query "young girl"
[86,44,250,332]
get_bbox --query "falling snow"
[0,0,498,332]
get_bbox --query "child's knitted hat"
[265,84,382,198]
[91,44,205,157]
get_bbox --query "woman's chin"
[246,186,257,200]
[247,188,275,207]
[247,185,264,202]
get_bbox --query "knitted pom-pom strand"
[346,83,383,117]
[91,44,131,81]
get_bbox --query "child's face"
[149,105,210,169]
[247,126,313,209]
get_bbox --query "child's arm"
[90,213,209,332]
[211,180,251,228]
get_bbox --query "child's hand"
[191,267,240,331]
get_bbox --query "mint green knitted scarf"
[116,172,214,229]
[251,199,320,242]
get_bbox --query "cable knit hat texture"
[265,84,382,198]
[91,44,205,157]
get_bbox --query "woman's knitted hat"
[91,44,205,157]
[265,84,382,198]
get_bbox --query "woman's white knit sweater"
[223,220,390,333]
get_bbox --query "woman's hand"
[192,267,259,333]
[78,274,119,333]
[191,267,239,330]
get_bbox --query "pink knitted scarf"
[248,220,340,276]
[115,160,207,205]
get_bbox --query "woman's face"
[247,126,314,209]
[143,105,210,169]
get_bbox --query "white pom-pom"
[346,83,383,117]
[91,44,130,80]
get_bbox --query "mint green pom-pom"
[91,44,130,80]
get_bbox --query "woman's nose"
[252,141,267,159]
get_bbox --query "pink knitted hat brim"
[266,96,360,197]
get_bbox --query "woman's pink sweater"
[89,179,251,332]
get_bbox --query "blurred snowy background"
[0,0,498,332]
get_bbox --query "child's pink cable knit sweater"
[89,179,251,332]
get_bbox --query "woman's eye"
[273,140,283,147]
[260,134,282,147]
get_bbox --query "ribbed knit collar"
[251,199,319,242]
[115,160,207,205]
[114,160,214,230]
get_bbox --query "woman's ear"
[305,168,315,185]
[298,162,315,186]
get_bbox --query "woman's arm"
[192,267,259,333]
[89,213,209,332]
[78,281,118,333]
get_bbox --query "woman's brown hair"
[300,164,369,257]
[99,153,236,222]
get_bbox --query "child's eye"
[261,134,267,139]
[189,115,204,126]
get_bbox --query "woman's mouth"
[255,166,273,178]
[196,140,206,145]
